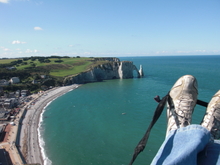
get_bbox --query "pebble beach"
[0,84,80,165]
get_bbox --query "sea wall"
[64,58,142,85]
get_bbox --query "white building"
[9,77,20,84]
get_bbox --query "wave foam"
[37,85,78,165]
[38,101,53,165]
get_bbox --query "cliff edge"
[63,58,143,85]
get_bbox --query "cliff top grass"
[0,59,16,64]
[0,57,112,77]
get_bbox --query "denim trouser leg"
[197,139,220,165]
[151,125,211,165]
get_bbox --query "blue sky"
[1,0,220,58]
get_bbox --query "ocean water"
[40,55,220,165]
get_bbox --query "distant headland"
[0,56,143,93]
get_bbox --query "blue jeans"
[151,125,220,165]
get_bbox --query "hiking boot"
[166,75,198,136]
[201,90,220,139]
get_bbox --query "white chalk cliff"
[64,58,143,85]
[139,65,144,77]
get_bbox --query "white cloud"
[25,49,32,53]
[175,50,208,54]
[155,51,169,54]
[25,49,39,53]
[212,50,220,53]
[0,46,10,51]
[83,52,91,55]
[69,44,81,47]
[195,50,206,53]
[0,0,33,4]
[3,48,10,51]
[34,27,43,30]
[176,51,190,54]
[12,40,26,44]
[0,0,9,3]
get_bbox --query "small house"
[41,75,47,79]
[21,90,30,97]
[9,77,20,84]
[32,80,38,84]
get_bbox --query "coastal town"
[0,57,80,165]
[0,75,30,163]
[0,73,78,165]
[0,75,48,165]
[0,76,80,165]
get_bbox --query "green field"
[0,57,105,77]
[50,60,93,77]
[0,57,112,92]
[0,59,17,64]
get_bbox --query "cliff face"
[64,58,142,85]
[118,61,141,79]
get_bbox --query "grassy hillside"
[0,59,16,64]
[0,57,96,77]
[0,56,111,92]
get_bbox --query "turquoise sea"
[39,55,220,165]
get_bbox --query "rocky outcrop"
[139,65,144,77]
[118,61,140,79]
[63,58,142,85]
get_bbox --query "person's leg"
[151,75,200,164]
[151,125,210,165]
[198,90,220,165]
[197,140,220,165]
